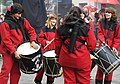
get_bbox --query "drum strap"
[18,18,29,42]
[20,55,32,60]
[63,38,85,52]
[76,38,86,49]
[105,23,115,41]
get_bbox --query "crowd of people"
[0,2,120,84]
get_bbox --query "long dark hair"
[10,3,24,15]
[105,7,117,22]
[63,6,82,23]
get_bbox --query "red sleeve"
[55,28,62,56]
[0,22,16,54]
[86,25,97,51]
[112,23,120,50]
[38,30,47,47]
[24,18,37,42]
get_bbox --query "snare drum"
[17,42,42,74]
[94,44,120,75]
[43,50,62,77]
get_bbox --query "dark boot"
[47,80,54,84]
[95,79,103,84]
[104,80,111,84]
[34,80,42,84]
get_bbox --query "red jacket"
[98,20,120,50]
[0,17,37,55]
[55,21,96,69]
[38,26,56,53]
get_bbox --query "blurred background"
[1,0,120,18]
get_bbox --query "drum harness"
[61,25,88,53]
[63,38,86,53]
[60,19,88,53]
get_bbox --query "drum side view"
[17,42,43,74]
[94,44,120,75]
[43,50,63,77]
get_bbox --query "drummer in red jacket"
[0,3,38,84]
[95,7,120,84]
[55,6,96,84]
[34,13,57,84]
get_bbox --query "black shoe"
[104,80,111,84]
[95,79,103,84]
[47,80,54,84]
[36,82,42,84]
[34,80,42,84]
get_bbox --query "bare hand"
[112,47,118,55]
[14,51,21,59]
[30,41,38,49]
[46,41,50,45]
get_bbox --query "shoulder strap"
[105,23,117,41]
[18,18,28,42]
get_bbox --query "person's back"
[55,6,96,84]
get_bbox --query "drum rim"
[44,67,63,77]
[17,41,41,56]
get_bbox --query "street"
[0,58,120,84]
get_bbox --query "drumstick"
[44,38,55,49]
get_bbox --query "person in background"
[34,13,57,84]
[95,7,120,84]
[13,0,47,34]
[0,14,5,23]
[93,12,99,40]
[90,12,99,73]
[55,6,96,84]
[0,3,38,84]
[58,17,64,27]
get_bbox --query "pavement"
[0,56,120,84]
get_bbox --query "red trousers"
[62,66,90,84]
[0,53,21,84]
[35,67,54,82]
[96,67,113,81]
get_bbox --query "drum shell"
[94,45,120,75]
[18,42,43,74]
[20,49,42,74]
[43,50,62,77]
[43,57,62,77]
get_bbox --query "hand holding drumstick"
[44,38,55,49]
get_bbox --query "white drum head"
[17,42,40,55]
[43,50,56,57]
